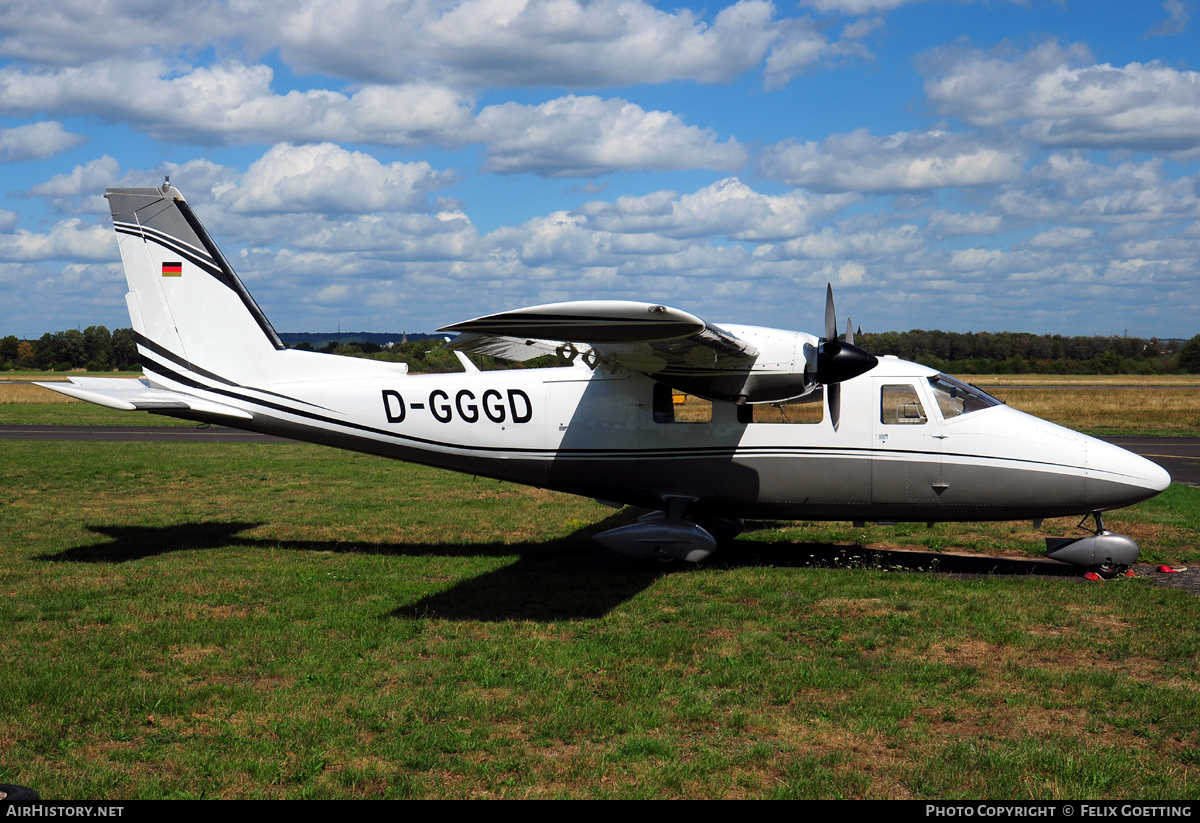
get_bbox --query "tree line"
[857,330,1200,375]
[4,326,1200,374]
[1,327,139,372]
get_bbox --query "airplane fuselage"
[159,350,1168,525]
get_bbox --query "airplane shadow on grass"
[38,514,1082,622]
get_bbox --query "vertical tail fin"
[107,184,284,387]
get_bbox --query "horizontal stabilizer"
[35,377,253,420]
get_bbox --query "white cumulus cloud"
[222,143,452,214]
[802,0,922,14]
[0,59,752,176]
[576,177,858,240]
[922,41,1200,154]
[0,0,862,91]
[0,59,476,147]
[0,219,114,263]
[0,121,86,161]
[474,96,747,177]
[759,129,1023,192]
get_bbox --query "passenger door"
[872,378,944,510]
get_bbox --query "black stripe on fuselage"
[134,347,1106,479]
[133,332,332,411]
[139,349,535,454]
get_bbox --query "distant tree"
[61,330,87,367]
[16,340,33,366]
[111,328,138,370]
[35,329,87,369]
[0,334,17,364]
[83,325,112,365]
[35,333,55,369]
[1181,334,1200,373]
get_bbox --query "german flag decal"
[161,262,183,277]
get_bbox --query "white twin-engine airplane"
[42,183,1170,575]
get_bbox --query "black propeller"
[817,284,878,430]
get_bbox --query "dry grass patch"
[181,602,265,620]
[991,387,1200,432]
[964,375,1200,387]
[918,638,1002,669]
[1064,604,1133,633]
[171,645,222,664]
[814,597,892,617]
[0,382,80,403]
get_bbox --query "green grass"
[1,439,1199,799]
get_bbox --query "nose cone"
[1085,436,1171,509]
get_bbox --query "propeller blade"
[845,317,854,346]
[817,284,878,386]
[824,283,837,343]
[828,383,841,432]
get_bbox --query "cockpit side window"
[926,374,1003,420]
[880,384,927,425]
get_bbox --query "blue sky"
[1,0,1197,339]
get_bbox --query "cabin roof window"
[927,374,1003,419]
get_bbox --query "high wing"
[35,377,253,419]
[441,300,756,364]
[439,300,816,405]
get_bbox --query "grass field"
[2,439,1199,799]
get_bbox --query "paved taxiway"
[2,426,1197,486]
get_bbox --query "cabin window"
[880,384,927,425]
[745,390,824,424]
[653,383,711,423]
[926,374,1003,419]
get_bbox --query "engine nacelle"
[1044,531,1140,568]
[594,513,717,563]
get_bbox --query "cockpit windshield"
[926,374,1003,420]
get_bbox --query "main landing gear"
[1043,511,1139,578]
